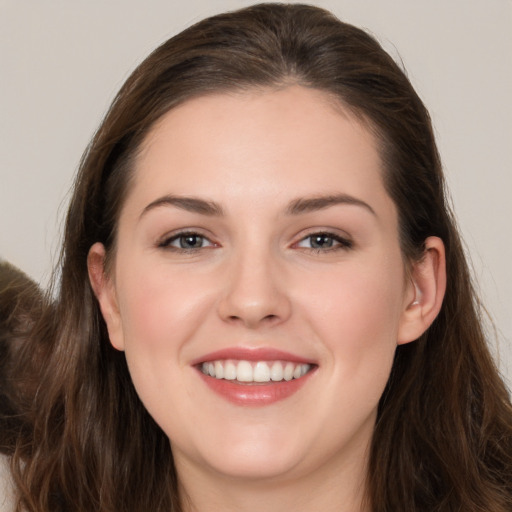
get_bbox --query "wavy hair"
[9,4,512,511]
[0,262,46,457]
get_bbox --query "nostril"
[226,313,279,327]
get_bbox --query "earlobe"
[397,236,447,344]
[87,242,125,351]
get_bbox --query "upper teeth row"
[201,360,311,383]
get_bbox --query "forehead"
[123,85,395,223]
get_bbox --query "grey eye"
[309,234,335,249]
[160,232,214,250]
[296,232,352,251]
[176,234,206,249]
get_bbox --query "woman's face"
[94,86,419,484]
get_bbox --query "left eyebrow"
[286,194,376,216]
[140,195,225,219]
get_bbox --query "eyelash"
[158,231,216,252]
[294,232,353,253]
[158,230,353,253]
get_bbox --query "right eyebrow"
[286,194,376,216]
[139,195,225,219]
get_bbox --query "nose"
[217,247,292,329]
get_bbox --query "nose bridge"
[218,236,290,328]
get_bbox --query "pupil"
[311,234,333,248]
[180,235,202,248]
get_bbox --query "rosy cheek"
[300,262,403,353]
[117,261,213,353]
[116,268,172,347]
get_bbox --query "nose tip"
[224,305,283,330]
[217,258,291,329]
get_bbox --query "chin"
[174,426,309,481]
[202,448,303,481]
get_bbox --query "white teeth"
[283,362,294,381]
[270,361,284,381]
[254,361,271,382]
[214,361,224,379]
[237,361,253,382]
[224,361,237,380]
[200,359,311,383]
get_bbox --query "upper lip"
[190,347,316,366]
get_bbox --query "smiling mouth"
[199,359,313,383]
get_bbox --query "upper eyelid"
[156,227,353,247]
[159,228,213,239]
[296,233,352,246]
[291,229,355,251]
[293,228,353,243]
[158,229,216,247]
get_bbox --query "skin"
[89,85,445,512]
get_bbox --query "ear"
[398,236,446,345]
[87,242,125,351]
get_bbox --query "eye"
[295,232,352,251]
[159,232,215,251]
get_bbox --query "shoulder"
[0,454,15,512]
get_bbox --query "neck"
[175,436,371,512]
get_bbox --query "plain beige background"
[1,0,511,384]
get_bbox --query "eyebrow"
[140,192,375,219]
[286,194,376,216]
[140,195,225,218]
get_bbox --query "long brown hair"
[0,261,46,456]
[9,4,512,511]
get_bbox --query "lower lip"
[197,369,314,406]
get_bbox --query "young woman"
[3,3,511,511]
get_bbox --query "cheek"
[115,258,215,359]
[112,260,215,428]
[298,254,405,371]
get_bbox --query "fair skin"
[88,86,445,512]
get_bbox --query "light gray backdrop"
[1,0,511,384]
